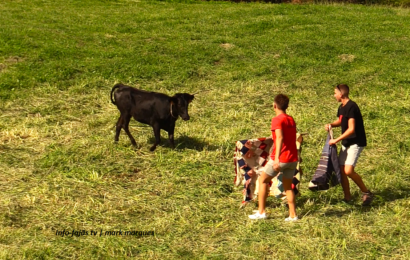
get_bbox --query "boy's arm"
[325,119,341,131]
[330,119,342,128]
[331,118,355,144]
[274,129,283,171]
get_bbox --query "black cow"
[110,83,194,151]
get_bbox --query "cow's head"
[170,93,194,121]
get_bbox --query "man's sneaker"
[248,212,267,220]
[362,191,374,206]
[285,216,299,222]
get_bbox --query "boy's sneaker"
[362,191,374,206]
[248,212,267,220]
[285,216,299,222]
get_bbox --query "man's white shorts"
[339,144,364,167]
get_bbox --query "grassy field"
[1,0,410,259]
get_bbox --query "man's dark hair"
[274,94,289,111]
[336,84,350,97]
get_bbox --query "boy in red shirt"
[249,94,299,221]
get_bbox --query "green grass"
[1,0,410,259]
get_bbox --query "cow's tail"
[110,83,122,105]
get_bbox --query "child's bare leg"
[258,172,272,214]
[282,176,297,218]
[344,165,369,193]
[340,166,352,201]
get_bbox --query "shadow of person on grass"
[296,186,410,217]
[369,186,410,206]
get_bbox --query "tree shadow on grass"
[148,135,219,151]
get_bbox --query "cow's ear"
[170,96,178,105]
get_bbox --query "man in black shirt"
[325,84,373,206]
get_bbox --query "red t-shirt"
[270,113,298,163]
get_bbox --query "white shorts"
[339,144,364,167]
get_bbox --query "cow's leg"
[168,128,175,149]
[150,123,161,151]
[114,115,124,142]
[123,114,137,146]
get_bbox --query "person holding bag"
[325,84,373,206]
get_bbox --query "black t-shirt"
[337,100,367,147]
